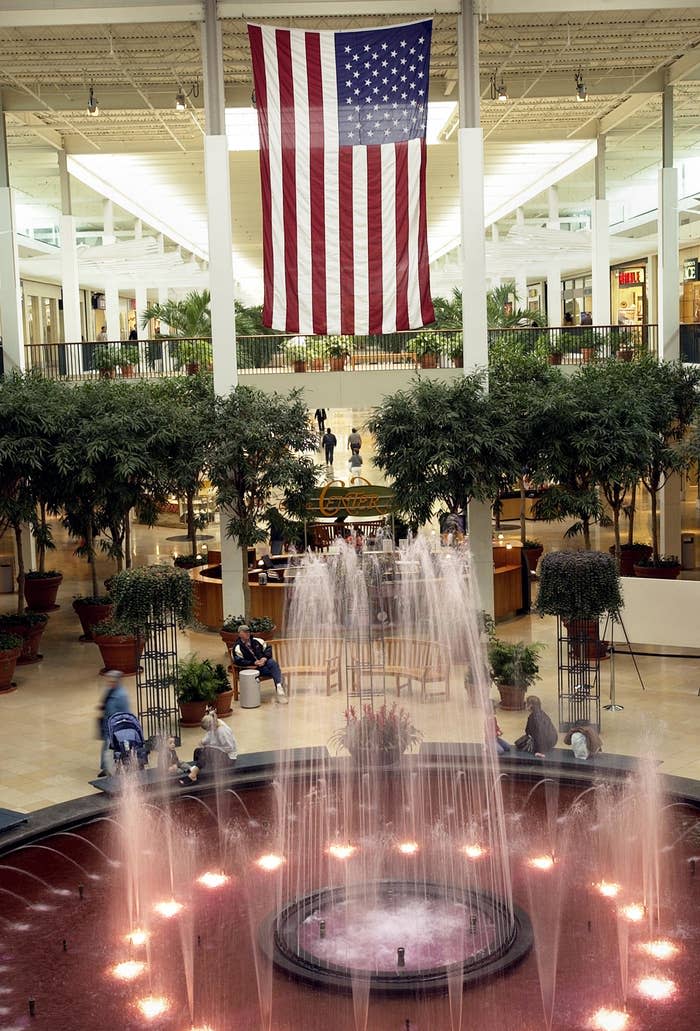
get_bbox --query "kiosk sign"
[306,480,395,519]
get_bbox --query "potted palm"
[329,703,423,766]
[286,341,308,373]
[488,638,543,710]
[0,631,22,694]
[0,611,48,665]
[93,345,121,378]
[90,617,144,676]
[307,338,328,372]
[213,661,234,717]
[176,653,218,726]
[444,335,464,369]
[176,340,213,375]
[327,335,353,371]
[119,344,140,377]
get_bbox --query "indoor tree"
[207,385,318,608]
[368,373,517,528]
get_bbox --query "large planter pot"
[215,688,234,717]
[120,363,136,378]
[73,599,113,641]
[452,355,464,369]
[522,545,543,574]
[496,683,527,711]
[1,616,48,665]
[185,362,201,376]
[617,348,634,362]
[419,354,438,369]
[24,573,63,612]
[329,356,346,372]
[179,700,209,728]
[548,352,563,366]
[0,645,21,694]
[633,562,682,580]
[92,632,144,676]
[98,368,116,380]
[609,544,652,577]
[292,360,307,373]
[563,618,609,661]
[581,347,596,364]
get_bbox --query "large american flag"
[248,20,435,335]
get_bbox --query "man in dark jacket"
[314,408,327,433]
[322,427,337,465]
[232,625,288,704]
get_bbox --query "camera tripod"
[600,611,646,712]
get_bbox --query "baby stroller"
[106,712,148,772]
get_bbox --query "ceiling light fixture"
[175,81,199,113]
[490,73,508,103]
[574,70,587,102]
[87,85,99,117]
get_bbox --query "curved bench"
[346,637,450,700]
[229,637,343,700]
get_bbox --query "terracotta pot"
[609,544,652,577]
[310,358,325,372]
[617,348,634,362]
[496,683,527,711]
[179,699,209,727]
[186,362,201,376]
[99,368,115,379]
[452,355,464,368]
[24,573,63,612]
[419,354,438,369]
[329,356,346,371]
[548,352,563,366]
[563,618,609,661]
[215,688,234,717]
[73,599,113,641]
[92,632,144,676]
[581,347,596,364]
[0,645,21,694]
[633,562,681,580]
[121,364,136,378]
[1,617,48,665]
[522,545,543,573]
[292,360,307,373]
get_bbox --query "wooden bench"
[347,637,450,700]
[229,637,343,700]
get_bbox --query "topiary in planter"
[0,632,22,694]
[0,612,49,664]
[536,550,623,622]
[110,565,194,634]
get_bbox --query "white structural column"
[0,97,24,371]
[134,218,147,338]
[58,151,82,375]
[514,208,527,303]
[102,199,120,340]
[458,6,493,618]
[658,81,682,559]
[545,188,561,325]
[202,0,243,619]
[591,133,611,326]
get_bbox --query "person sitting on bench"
[232,624,288,704]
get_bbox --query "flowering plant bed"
[330,703,422,759]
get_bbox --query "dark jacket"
[322,431,337,449]
[232,635,273,668]
[525,708,558,753]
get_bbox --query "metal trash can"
[681,535,695,570]
[239,668,261,709]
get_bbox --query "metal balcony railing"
[8,323,667,382]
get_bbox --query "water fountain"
[0,538,698,1031]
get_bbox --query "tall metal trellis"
[136,611,181,745]
[556,617,603,732]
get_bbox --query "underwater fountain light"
[125,928,149,947]
[197,871,229,889]
[462,844,486,859]
[595,881,621,898]
[256,853,285,871]
[328,843,356,860]
[111,960,145,980]
[154,899,183,918]
[397,841,419,855]
[137,996,169,1019]
[527,854,555,871]
[640,939,678,960]
[637,976,676,1001]
[591,1009,628,1031]
[620,902,644,922]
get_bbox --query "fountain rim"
[2,746,699,860]
[259,879,534,994]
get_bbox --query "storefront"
[610,261,647,326]
[561,274,592,322]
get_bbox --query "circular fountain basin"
[267,880,532,992]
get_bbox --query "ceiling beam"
[598,93,658,135]
[0,1,201,27]
[667,47,700,85]
[7,112,63,149]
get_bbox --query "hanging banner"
[306,479,395,519]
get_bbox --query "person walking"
[348,448,363,478]
[347,427,362,452]
[314,408,327,433]
[232,624,288,704]
[322,427,337,466]
[97,670,131,777]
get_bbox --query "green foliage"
[213,663,231,693]
[326,335,354,358]
[407,331,442,358]
[25,569,61,579]
[89,618,135,638]
[141,290,212,338]
[329,703,423,755]
[92,345,122,371]
[0,611,47,629]
[487,638,543,689]
[430,287,462,329]
[176,654,219,704]
[285,340,308,364]
[537,550,623,621]
[176,339,213,368]
[0,632,22,651]
[633,554,680,568]
[221,614,275,634]
[368,374,517,526]
[110,565,194,632]
[522,539,542,549]
[120,345,140,366]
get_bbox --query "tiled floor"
[1,408,699,812]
